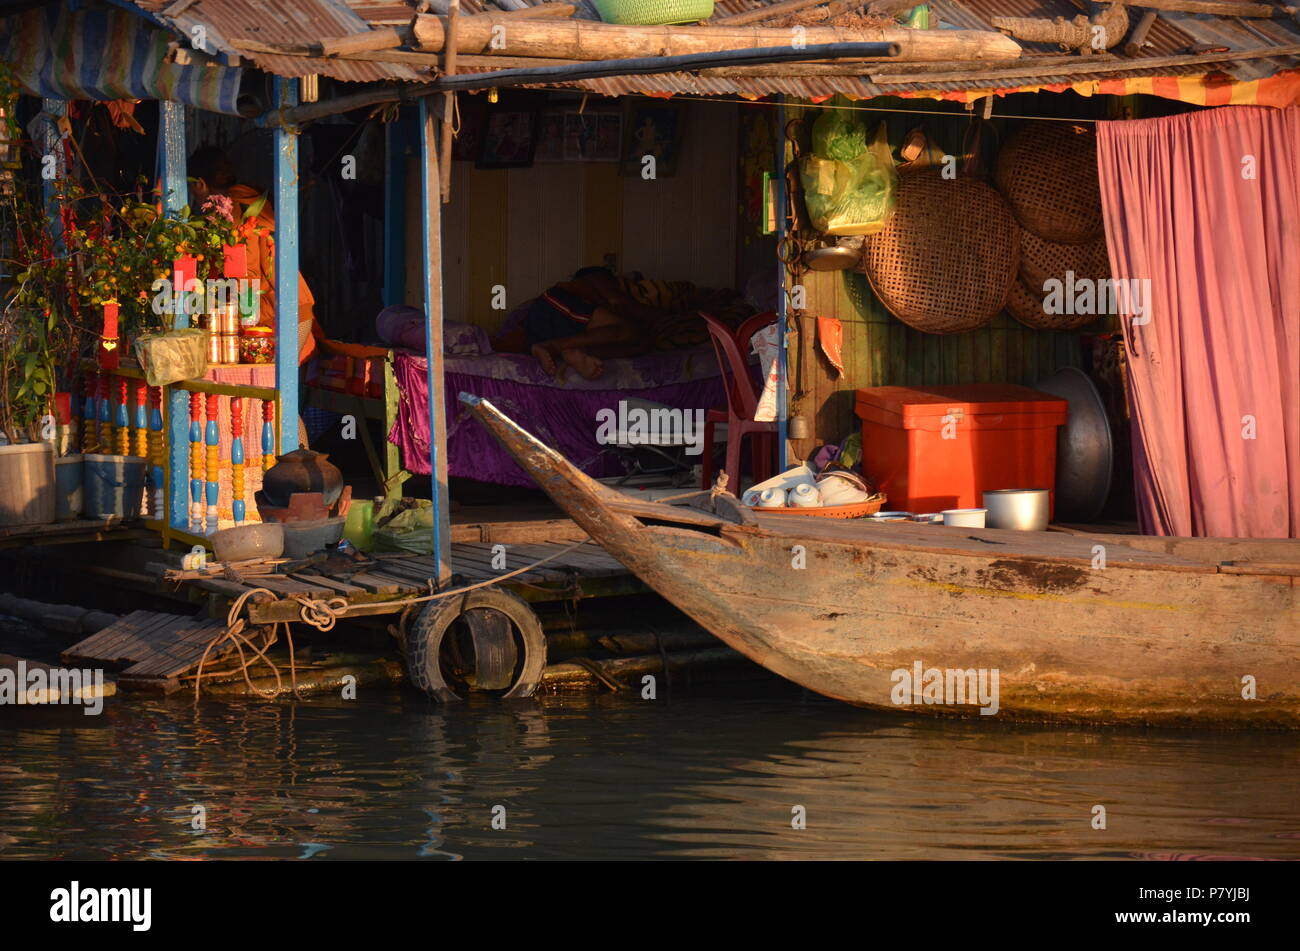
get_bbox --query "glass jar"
[240,326,275,364]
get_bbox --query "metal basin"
[1035,366,1113,522]
[983,488,1050,531]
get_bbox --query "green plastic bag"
[800,114,897,236]
[372,498,435,555]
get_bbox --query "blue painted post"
[383,116,410,307]
[158,100,190,534]
[774,96,789,472]
[273,77,300,454]
[39,99,66,254]
[418,97,451,582]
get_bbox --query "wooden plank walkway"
[169,540,643,624]
[62,609,234,691]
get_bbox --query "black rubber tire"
[404,588,547,702]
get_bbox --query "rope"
[189,541,594,703]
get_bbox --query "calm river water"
[2,684,1298,860]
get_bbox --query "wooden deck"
[0,516,148,551]
[167,540,644,624]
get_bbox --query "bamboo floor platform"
[62,609,233,691]
[163,540,646,625]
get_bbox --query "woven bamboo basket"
[994,121,1103,245]
[758,494,886,519]
[1006,273,1101,331]
[1019,229,1111,294]
[864,168,1019,335]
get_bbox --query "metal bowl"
[803,245,862,271]
[1034,367,1113,522]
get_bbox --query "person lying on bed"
[525,266,671,380]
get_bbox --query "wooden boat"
[462,395,1300,729]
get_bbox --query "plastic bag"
[800,114,897,236]
[372,498,435,555]
[132,328,208,387]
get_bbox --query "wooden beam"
[272,78,300,454]
[440,0,459,204]
[408,13,1024,61]
[418,97,452,582]
[868,43,1300,83]
[319,26,409,57]
[713,0,830,26]
[1114,0,1275,15]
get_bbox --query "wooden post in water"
[273,77,301,454]
[419,97,452,582]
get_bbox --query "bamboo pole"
[408,13,1024,61]
[1123,9,1158,58]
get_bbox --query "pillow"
[375,305,492,356]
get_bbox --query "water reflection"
[1,688,1297,860]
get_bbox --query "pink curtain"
[1096,106,1300,538]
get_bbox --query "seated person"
[522,266,671,380]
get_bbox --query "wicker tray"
[1019,229,1110,293]
[754,494,886,519]
[865,167,1019,335]
[1006,273,1101,331]
[994,121,1103,245]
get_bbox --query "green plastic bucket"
[84,454,148,520]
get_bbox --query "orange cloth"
[227,184,321,365]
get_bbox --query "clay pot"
[261,449,344,508]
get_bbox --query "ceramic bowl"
[942,508,987,528]
[211,522,285,563]
[788,483,822,507]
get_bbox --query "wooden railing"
[76,368,281,548]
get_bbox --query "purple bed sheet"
[390,347,726,488]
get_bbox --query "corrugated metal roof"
[127,0,427,83]
[125,0,1300,99]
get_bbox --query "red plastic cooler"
[854,384,1068,516]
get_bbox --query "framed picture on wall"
[620,101,683,178]
[477,107,540,169]
[534,109,566,163]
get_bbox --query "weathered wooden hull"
[464,396,1300,729]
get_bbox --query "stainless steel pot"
[983,488,1050,531]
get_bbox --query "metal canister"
[206,331,222,364]
[216,304,240,335]
[219,333,240,364]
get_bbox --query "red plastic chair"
[699,311,779,492]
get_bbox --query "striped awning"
[896,69,1300,110]
[0,4,243,115]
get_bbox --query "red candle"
[99,299,120,370]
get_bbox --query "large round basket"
[1006,273,1101,331]
[994,121,1103,245]
[1019,229,1110,293]
[864,168,1020,335]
